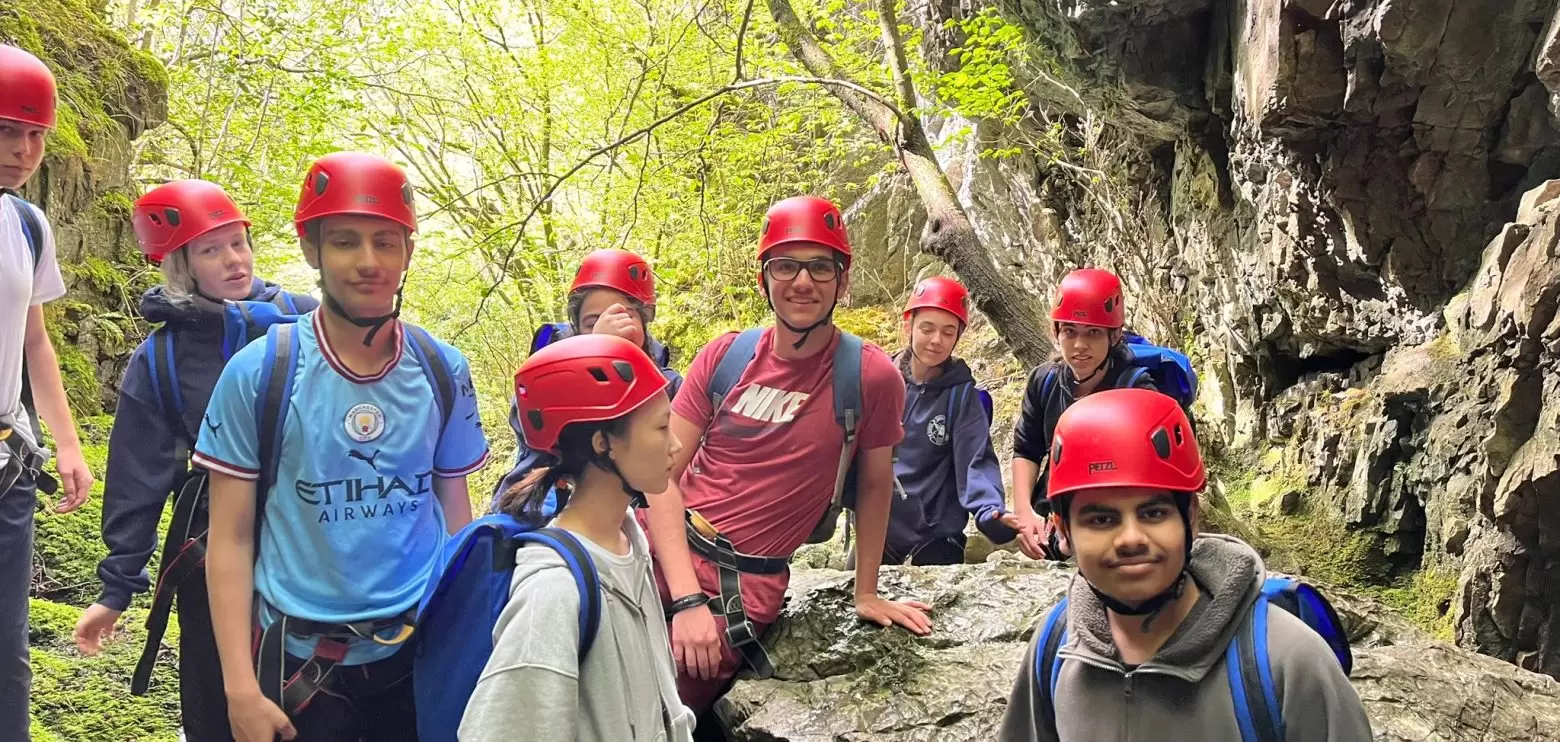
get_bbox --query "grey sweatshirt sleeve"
[460,568,583,741]
[95,343,184,612]
[950,389,1016,544]
[997,625,1060,742]
[1270,610,1373,741]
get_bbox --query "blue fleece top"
[94,280,318,611]
[489,335,684,509]
[888,350,1017,554]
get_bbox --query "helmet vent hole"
[526,410,544,431]
[612,360,635,382]
[823,213,837,230]
[1174,423,1185,446]
[588,367,610,383]
[1052,441,1063,464]
[313,172,330,196]
[1104,297,1116,313]
[1151,428,1172,459]
[147,213,162,226]
[163,208,181,228]
[627,265,641,280]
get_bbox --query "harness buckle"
[370,622,416,646]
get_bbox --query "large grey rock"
[719,561,1560,740]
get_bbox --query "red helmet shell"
[904,276,971,326]
[513,334,670,454]
[0,45,57,129]
[757,195,851,266]
[1050,268,1125,329]
[1047,388,1205,500]
[570,249,656,306]
[294,152,417,239]
[132,180,251,264]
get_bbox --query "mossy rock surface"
[29,599,182,741]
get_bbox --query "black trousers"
[174,578,233,741]
[283,643,418,742]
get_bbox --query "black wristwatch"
[665,593,711,619]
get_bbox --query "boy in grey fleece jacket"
[999,389,1371,741]
[461,334,694,742]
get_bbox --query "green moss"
[1254,505,1392,588]
[834,304,901,351]
[1376,565,1459,641]
[70,255,133,295]
[28,599,182,741]
[32,417,112,605]
[95,191,135,219]
[42,302,102,417]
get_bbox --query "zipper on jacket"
[1121,673,1134,742]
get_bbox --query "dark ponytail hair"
[498,416,630,522]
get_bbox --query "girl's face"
[1056,322,1114,378]
[184,223,255,301]
[906,308,961,368]
[603,391,679,496]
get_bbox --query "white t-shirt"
[0,194,66,449]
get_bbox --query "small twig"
[733,0,756,82]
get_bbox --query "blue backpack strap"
[707,328,764,413]
[1039,366,1059,407]
[146,328,190,445]
[254,324,300,536]
[530,322,573,355]
[6,193,44,267]
[829,331,864,508]
[512,528,603,658]
[1121,366,1152,390]
[269,292,298,313]
[1032,596,1070,733]
[404,325,455,435]
[1227,587,1282,742]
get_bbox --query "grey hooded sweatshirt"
[460,513,696,742]
[999,534,1372,741]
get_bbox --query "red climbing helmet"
[570,249,656,306]
[1050,268,1125,329]
[132,180,251,264]
[757,195,852,266]
[294,152,417,239]
[904,276,971,326]
[0,45,56,129]
[513,334,670,454]
[1047,388,1205,499]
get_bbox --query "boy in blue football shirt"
[195,152,488,742]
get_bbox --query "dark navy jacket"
[95,280,318,611]
[490,335,684,505]
[887,350,1016,554]
[1010,344,1157,510]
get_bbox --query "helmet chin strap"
[1070,355,1109,386]
[767,291,837,350]
[589,446,648,509]
[322,278,404,347]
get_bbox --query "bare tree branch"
[462,75,909,332]
[733,0,756,82]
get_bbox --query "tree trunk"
[765,0,1053,367]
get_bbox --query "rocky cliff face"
[2,0,167,415]
[847,0,1560,678]
[719,560,1560,740]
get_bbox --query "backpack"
[1119,332,1198,410]
[1032,575,1353,742]
[946,382,993,426]
[706,327,864,544]
[411,515,603,742]
[530,320,672,366]
[8,193,47,446]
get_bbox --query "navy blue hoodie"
[490,335,684,505]
[888,350,1017,555]
[94,280,318,611]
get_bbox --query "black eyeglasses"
[763,257,840,282]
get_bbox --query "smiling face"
[0,118,46,190]
[1056,322,1116,379]
[183,223,254,301]
[1065,486,1194,607]
[601,391,679,496]
[906,308,961,367]
[304,215,413,316]
[762,244,846,330]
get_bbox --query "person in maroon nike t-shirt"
[639,195,932,719]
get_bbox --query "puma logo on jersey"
[349,449,383,471]
[730,384,809,424]
[203,416,221,433]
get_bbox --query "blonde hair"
[158,249,200,304]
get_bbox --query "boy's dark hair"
[499,417,629,522]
